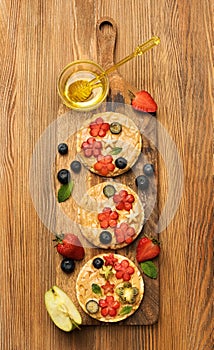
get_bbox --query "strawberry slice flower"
[98,208,119,229]
[101,281,115,295]
[114,223,136,244]
[94,155,115,176]
[103,253,118,266]
[113,190,135,211]
[81,137,102,158]
[114,259,135,281]
[89,117,110,137]
[99,296,120,317]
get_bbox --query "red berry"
[131,90,158,113]
[100,220,109,229]
[124,202,132,211]
[116,202,125,210]
[126,194,135,203]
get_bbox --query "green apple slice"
[45,286,82,332]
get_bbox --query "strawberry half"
[131,90,157,113]
[136,235,160,262]
[54,233,85,260]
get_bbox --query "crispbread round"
[78,181,144,249]
[76,112,142,177]
[76,253,144,323]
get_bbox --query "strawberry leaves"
[140,261,158,279]
[119,305,133,316]
[110,147,122,155]
[58,180,74,203]
[92,283,102,296]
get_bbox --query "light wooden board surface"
[0,0,213,349]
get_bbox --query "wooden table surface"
[0,1,213,349]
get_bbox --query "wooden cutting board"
[55,17,159,325]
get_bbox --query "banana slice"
[45,286,82,332]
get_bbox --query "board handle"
[96,17,117,70]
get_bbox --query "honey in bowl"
[57,60,109,111]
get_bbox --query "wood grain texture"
[0,0,213,349]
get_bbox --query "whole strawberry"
[54,233,85,260]
[136,235,160,263]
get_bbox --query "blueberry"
[99,231,112,244]
[61,258,75,273]
[143,163,154,176]
[58,143,68,155]
[115,157,127,169]
[70,160,81,174]
[92,257,104,269]
[57,169,70,184]
[135,175,149,190]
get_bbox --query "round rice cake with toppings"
[76,253,144,323]
[78,181,144,249]
[76,112,142,177]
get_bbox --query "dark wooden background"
[0,0,213,349]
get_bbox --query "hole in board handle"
[99,21,114,34]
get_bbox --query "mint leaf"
[140,261,158,279]
[58,181,74,203]
[119,306,132,316]
[92,283,102,296]
[110,147,122,155]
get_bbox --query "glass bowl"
[57,60,109,111]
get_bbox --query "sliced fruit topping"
[92,257,104,269]
[70,160,81,173]
[135,175,149,190]
[45,286,82,332]
[98,207,119,229]
[58,143,68,155]
[94,155,115,176]
[89,117,110,137]
[131,90,157,113]
[143,163,154,176]
[113,190,135,211]
[136,235,160,262]
[81,137,102,158]
[86,300,99,314]
[101,281,115,295]
[103,184,116,198]
[99,296,120,317]
[54,233,85,260]
[114,260,135,281]
[103,253,118,266]
[99,265,113,280]
[116,282,139,304]
[61,258,75,274]
[99,231,112,245]
[110,122,122,134]
[115,157,127,169]
[114,223,136,244]
[57,169,71,184]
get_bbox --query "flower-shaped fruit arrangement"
[82,137,102,158]
[113,190,135,211]
[76,254,144,322]
[98,207,119,229]
[94,155,115,176]
[89,117,110,137]
[76,113,143,177]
